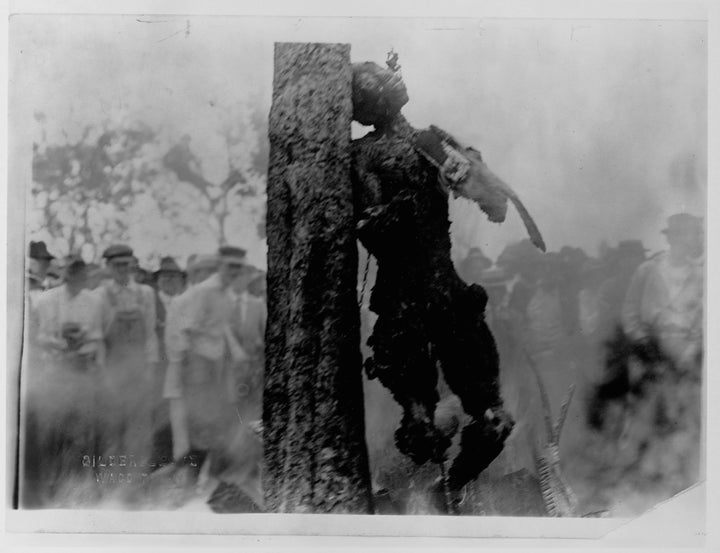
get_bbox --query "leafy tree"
[161,102,267,245]
[31,117,160,260]
[30,100,268,264]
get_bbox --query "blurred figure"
[26,241,56,344]
[84,263,110,291]
[185,254,219,286]
[153,256,187,350]
[163,246,255,503]
[596,240,648,339]
[96,244,159,468]
[574,256,612,451]
[150,256,187,468]
[129,255,152,286]
[497,239,543,327]
[457,246,492,285]
[526,253,565,358]
[519,252,587,494]
[476,266,511,334]
[622,213,703,368]
[586,214,704,512]
[35,256,105,370]
[578,258,607,341]
[23,256,104,507]
[154,257,187,298]
[230,263,267,422]
[44,259,65,289]
[206,261,268,510]
[28,240,55,290]
[246,270,267,301]
[162,253,219,462]
[558,246,588,337]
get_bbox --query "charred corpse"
[350,60,545,506]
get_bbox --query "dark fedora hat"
[153,256,186,277]
[662,213,703,236]
[616,239,649,259]
[29,240,55,260]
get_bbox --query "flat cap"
[102,244,134,260]
[218,246,247,265]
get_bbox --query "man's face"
[668,228,704,257]
[219,259,245,286]
[248,277,267,298]
[108,257,133,283]
[158,272,184,296]
[65,269,88,290]
[36,258,51,278]
[231,266,258,294]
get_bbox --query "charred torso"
[352,114,512,490]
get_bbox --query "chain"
[358,253,372,307]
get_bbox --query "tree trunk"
[263,42,373,514]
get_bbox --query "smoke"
[14,15,706,516]
[420,20,708,260]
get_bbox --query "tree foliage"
[31,120,159,259]
[30,101,268,263]
[161,102,268,244]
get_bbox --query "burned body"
[350,61,543,502]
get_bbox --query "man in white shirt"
[163,254,219,461]
[149,256,187,467]
[615,213,704,498]
[35,257,104,368]
[25,256,103,506]
[153,256,187,344]
[164,247,247,477]
[622,213,704,370]
[96,244,159,465]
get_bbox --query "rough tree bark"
[263,43,373,514]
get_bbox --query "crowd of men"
[20,211,703,514]
[22,242,266,509]
[452,212,704,512]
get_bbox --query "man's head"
[539,252,564,290]
[64,256,88,292]
[662,213,703,258]
[352,62,409,127]
[154,256,186,296]
[85,264,109,290]
[28,241,55,279]
[217,246,249,288]
[232,264,262,295]
[103,244,135,285]
[614,240,648,274]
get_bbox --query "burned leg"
[359,192,449,463]
[365,306,449,464]
[433,283,514,491]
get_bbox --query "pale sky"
[10,14,707,263]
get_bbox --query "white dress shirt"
[34,285,104,346]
